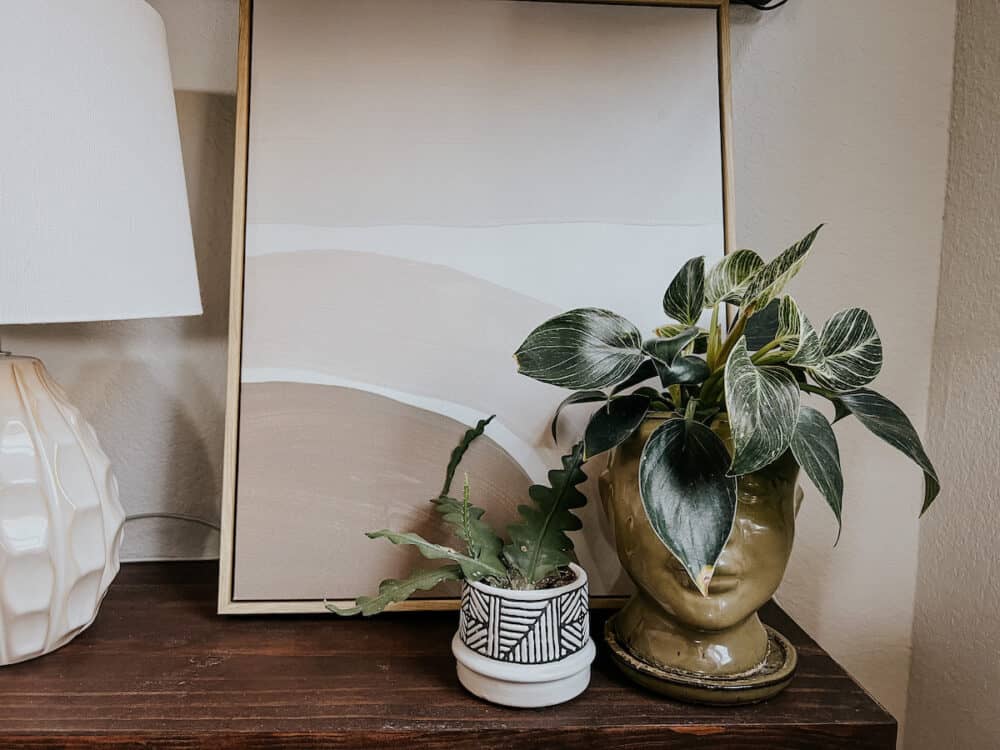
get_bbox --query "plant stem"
[750,339,783,362]
[684,398,699,422]
[800,383,838,399]
[714,306,753,367]
[707,304,722,368]
[699,370,725,407]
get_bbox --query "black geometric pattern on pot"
[459,584,589,665]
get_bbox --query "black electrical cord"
[125,512,221,532]
[733,0,789,9]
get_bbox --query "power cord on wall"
[125,512,221,532]
[732,0,788,9]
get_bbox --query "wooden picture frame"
[219,0,735,614]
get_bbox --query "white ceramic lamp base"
[0,355,124,666]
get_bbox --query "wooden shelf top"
[0,561,895,748]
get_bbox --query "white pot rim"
[466,562,587,601]
[452,633,596,681]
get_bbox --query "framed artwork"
[219,0,734,614]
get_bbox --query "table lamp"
[0,0,201,665]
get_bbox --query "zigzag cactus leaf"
[326,566,463,617]
[504,443,588,585]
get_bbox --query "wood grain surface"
[0,562,895,748]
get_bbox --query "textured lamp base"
[0,355,124,666]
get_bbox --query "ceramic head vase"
[600,414,801,701]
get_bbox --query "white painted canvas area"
[246,223,721,335]
[234,0,727,602]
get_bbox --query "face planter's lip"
[671,569,740,596]
[706,575,740,594]
[669,562,743,595]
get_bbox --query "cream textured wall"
[1,0,960,731]
[905,1,1000,747]
[729,2,955,729]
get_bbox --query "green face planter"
[600,416,800,703]
[513,228,939,703]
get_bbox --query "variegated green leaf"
[774,296,803,348]
[326,565,463,616]
[610,359,658,395]
[583,394,650,459]
[789,405,843,539]
[662,256,705,326]
[550,390,607,443]
[653,322,690,338]
[807,308,883,392]
[643,328,709,387]
[514,308,644,390]
[789,313,824,367]
[638,418,737,596]
[836,389,939,514]
[742,225,823,311]
[775,298,829,368]
[642,327,700,366]
[724,337,800,476]
[654,324,708,354]
[744,298,780,350]
[704,249,765,306]
[654,355,711,388]
[366,530,507,581]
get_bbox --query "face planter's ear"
[794,486,804,516]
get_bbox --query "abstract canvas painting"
[221,0,732,611]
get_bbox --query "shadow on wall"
[4,91,236,561]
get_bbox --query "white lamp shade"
[0,0,202,324]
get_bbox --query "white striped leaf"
[638,418,737,596]
[653,323,708,354]
[653,322,691,338]
[704,249,765,306]
[808,308,883,392]
[610,359,659,395]
[514,308,644,390]
[583,393,650,459]
[662,256,705,326]
[836,389,939,514]
[550,390,607,443]
[775,297,828,368]
[774,296,803,348]
[789,405,843,538]
[744,298,781,350]
[643,327,701,365]
[643,328,709,387]
[724,337,801,476]
[789,314,824,368]
[654,355,711,388]
[742,225,823,311]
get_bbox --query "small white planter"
[452,563,595,708]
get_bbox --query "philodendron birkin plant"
[328,416,588,615]
[514,225,939,596]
